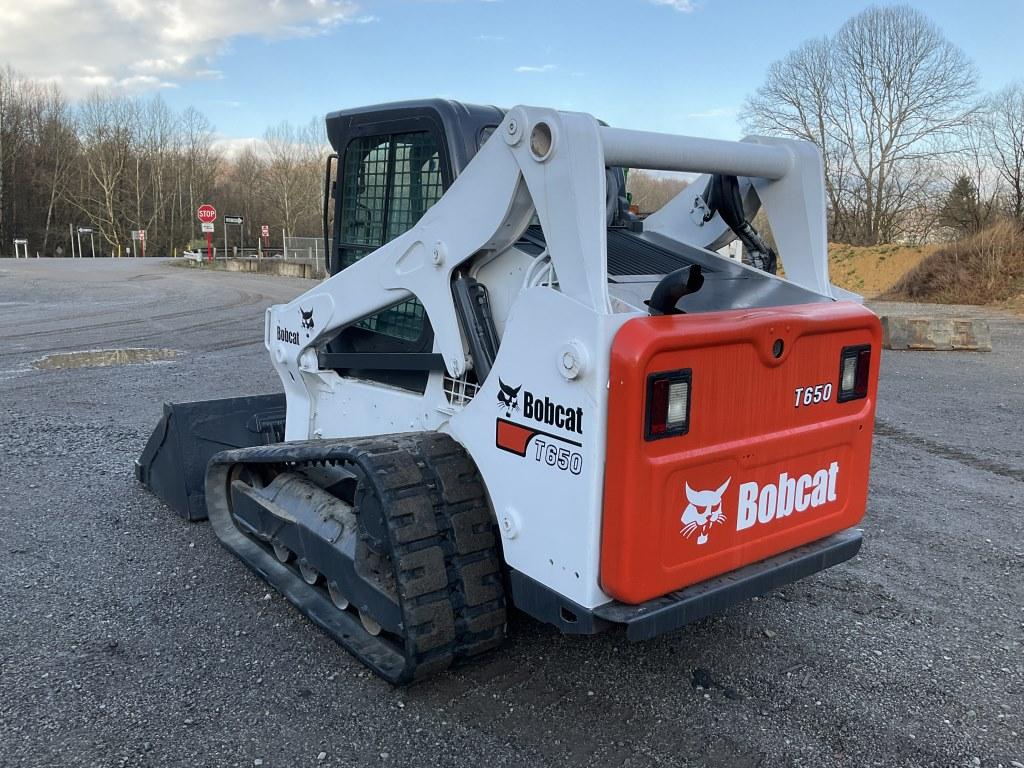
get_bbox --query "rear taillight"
[838,345,871,402]
[645,369,691,440]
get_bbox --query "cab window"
[338,131,444,341]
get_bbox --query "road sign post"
[223,215,243,258]
[131,229,146,258]
[260,224,269,258]
[76,227,96,258]
[197,204,218,261]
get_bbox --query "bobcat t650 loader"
[136,100,881,683]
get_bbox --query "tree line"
[4,5,1024,257]
[743,4,1024,245]
[0,68,326,257]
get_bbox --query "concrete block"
[881,315,992,352]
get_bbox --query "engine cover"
[600,301,881,604]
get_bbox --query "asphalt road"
[0,258,1021,768]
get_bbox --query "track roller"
[299,562,320,585]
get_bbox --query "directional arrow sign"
[224,215,243,225]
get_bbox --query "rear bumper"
[510,528,862,640]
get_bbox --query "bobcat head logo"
[681,479,730,545]
[497,379,521,417]
[299,307,314,332]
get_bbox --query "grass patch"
[886,220,1024,305]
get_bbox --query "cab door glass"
[337,131,443,341]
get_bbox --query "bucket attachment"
[135,394,286,521]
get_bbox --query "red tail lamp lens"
[645,370,691,440]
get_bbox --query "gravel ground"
[0,259,1021,768]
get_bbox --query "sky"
[2,0,1023,148]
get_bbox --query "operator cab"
[322,100,503,391]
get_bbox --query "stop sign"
[197,204,217,224]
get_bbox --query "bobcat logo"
[497,379,521,417]
[681,479,730,545]
[299,307,314,331]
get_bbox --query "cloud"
[687,107,738,119]
[0,0,367,95]
[514,64,556,73]
[650,0,697,11]
[212,136,267,159]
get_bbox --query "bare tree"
[71,92,141,255]
[0,67,33,248]
[35,84,76,253]
[220,144,266,246]
[985,83,1024,220]
[262,119,325,237]
[626,170,687,215]
[183,107,219,243]
[743,5,978,244]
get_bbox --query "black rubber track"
[205,432,506,684]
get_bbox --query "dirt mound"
[828,242,937,297]
[886,220,1024,305]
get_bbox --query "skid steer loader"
[136,100,880,683]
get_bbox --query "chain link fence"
[283,236,327,277]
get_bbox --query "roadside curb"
[171,257,324,280]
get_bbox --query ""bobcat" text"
[736,462,839,531]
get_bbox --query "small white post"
[282,228,287,259]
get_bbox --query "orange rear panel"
[600,302,881,604]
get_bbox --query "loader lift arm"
[265,106,828,441]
